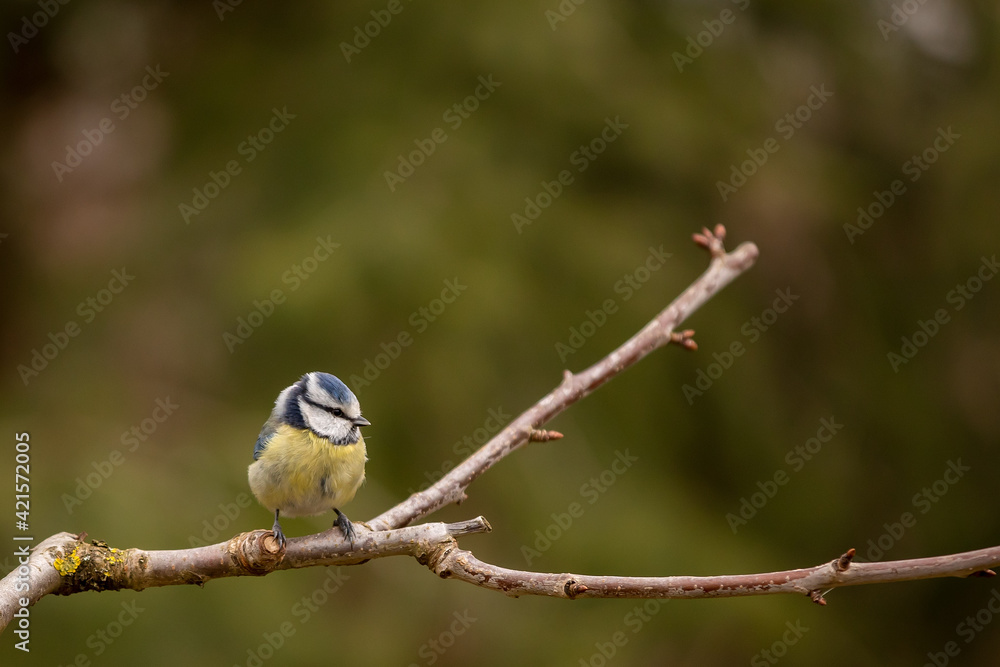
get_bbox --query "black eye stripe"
[303,396,346,417]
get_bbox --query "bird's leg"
[271,509,286,549]
[334,508,355,545]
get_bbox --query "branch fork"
[5,225,998,631]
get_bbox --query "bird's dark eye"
[332,408,344,418]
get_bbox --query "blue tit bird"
[248,372,370,548]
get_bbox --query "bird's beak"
[352,416,371,427]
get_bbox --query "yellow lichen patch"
[53,547,82,576]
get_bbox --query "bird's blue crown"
[309,372,357,406]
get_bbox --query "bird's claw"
[270,509,287,550]
[335,509,356,546]
[271,523,287,550]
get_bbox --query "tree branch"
[368,225,758,531]
[0,519,493,630]
[8,224,997,633]
[429,544,999,603]
[4,523,997,635]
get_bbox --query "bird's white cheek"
[305,410,337,436]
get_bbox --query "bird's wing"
[253,418,279,461]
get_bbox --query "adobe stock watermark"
[750,620,810,667]
[291,567,351,624]
[407,609,478,667]
[682,287,798,404]
[544,0,589,30]
[521,449,638,566]
[62,397,180,514]
[843,126,960,243]
[877,0,931,40]
[921,587,1000,667]
[854,459,971,564]
[340,0,415,63]
[554,245,672,362]
[511,116,629,234]
[577,599,666,666]
[726,416,844,534]
[407,406,512,495]
[384,75,501,192]
[51,64,169,182]
[223,236,340,353]
[8,540,31,651]
[716,84,833,202]
[179,106,296,224]
[213,0,246,21]
[672,0,751,72]
[187,492,253,547]
[58,600,145,665]
[16,267,135,386]
[7,0,69,54]
[887,254,997,372]
[235,567,351,667]
[12,430,31,653]
[349,277,468,391]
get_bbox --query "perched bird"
[248,372,370,548]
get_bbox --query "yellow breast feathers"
[248,424,366,517]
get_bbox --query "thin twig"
[428,542,1000,602]
[368,225,758,531]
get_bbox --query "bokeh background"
[2,0,999,665]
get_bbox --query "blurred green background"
[2,0,1000,665]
